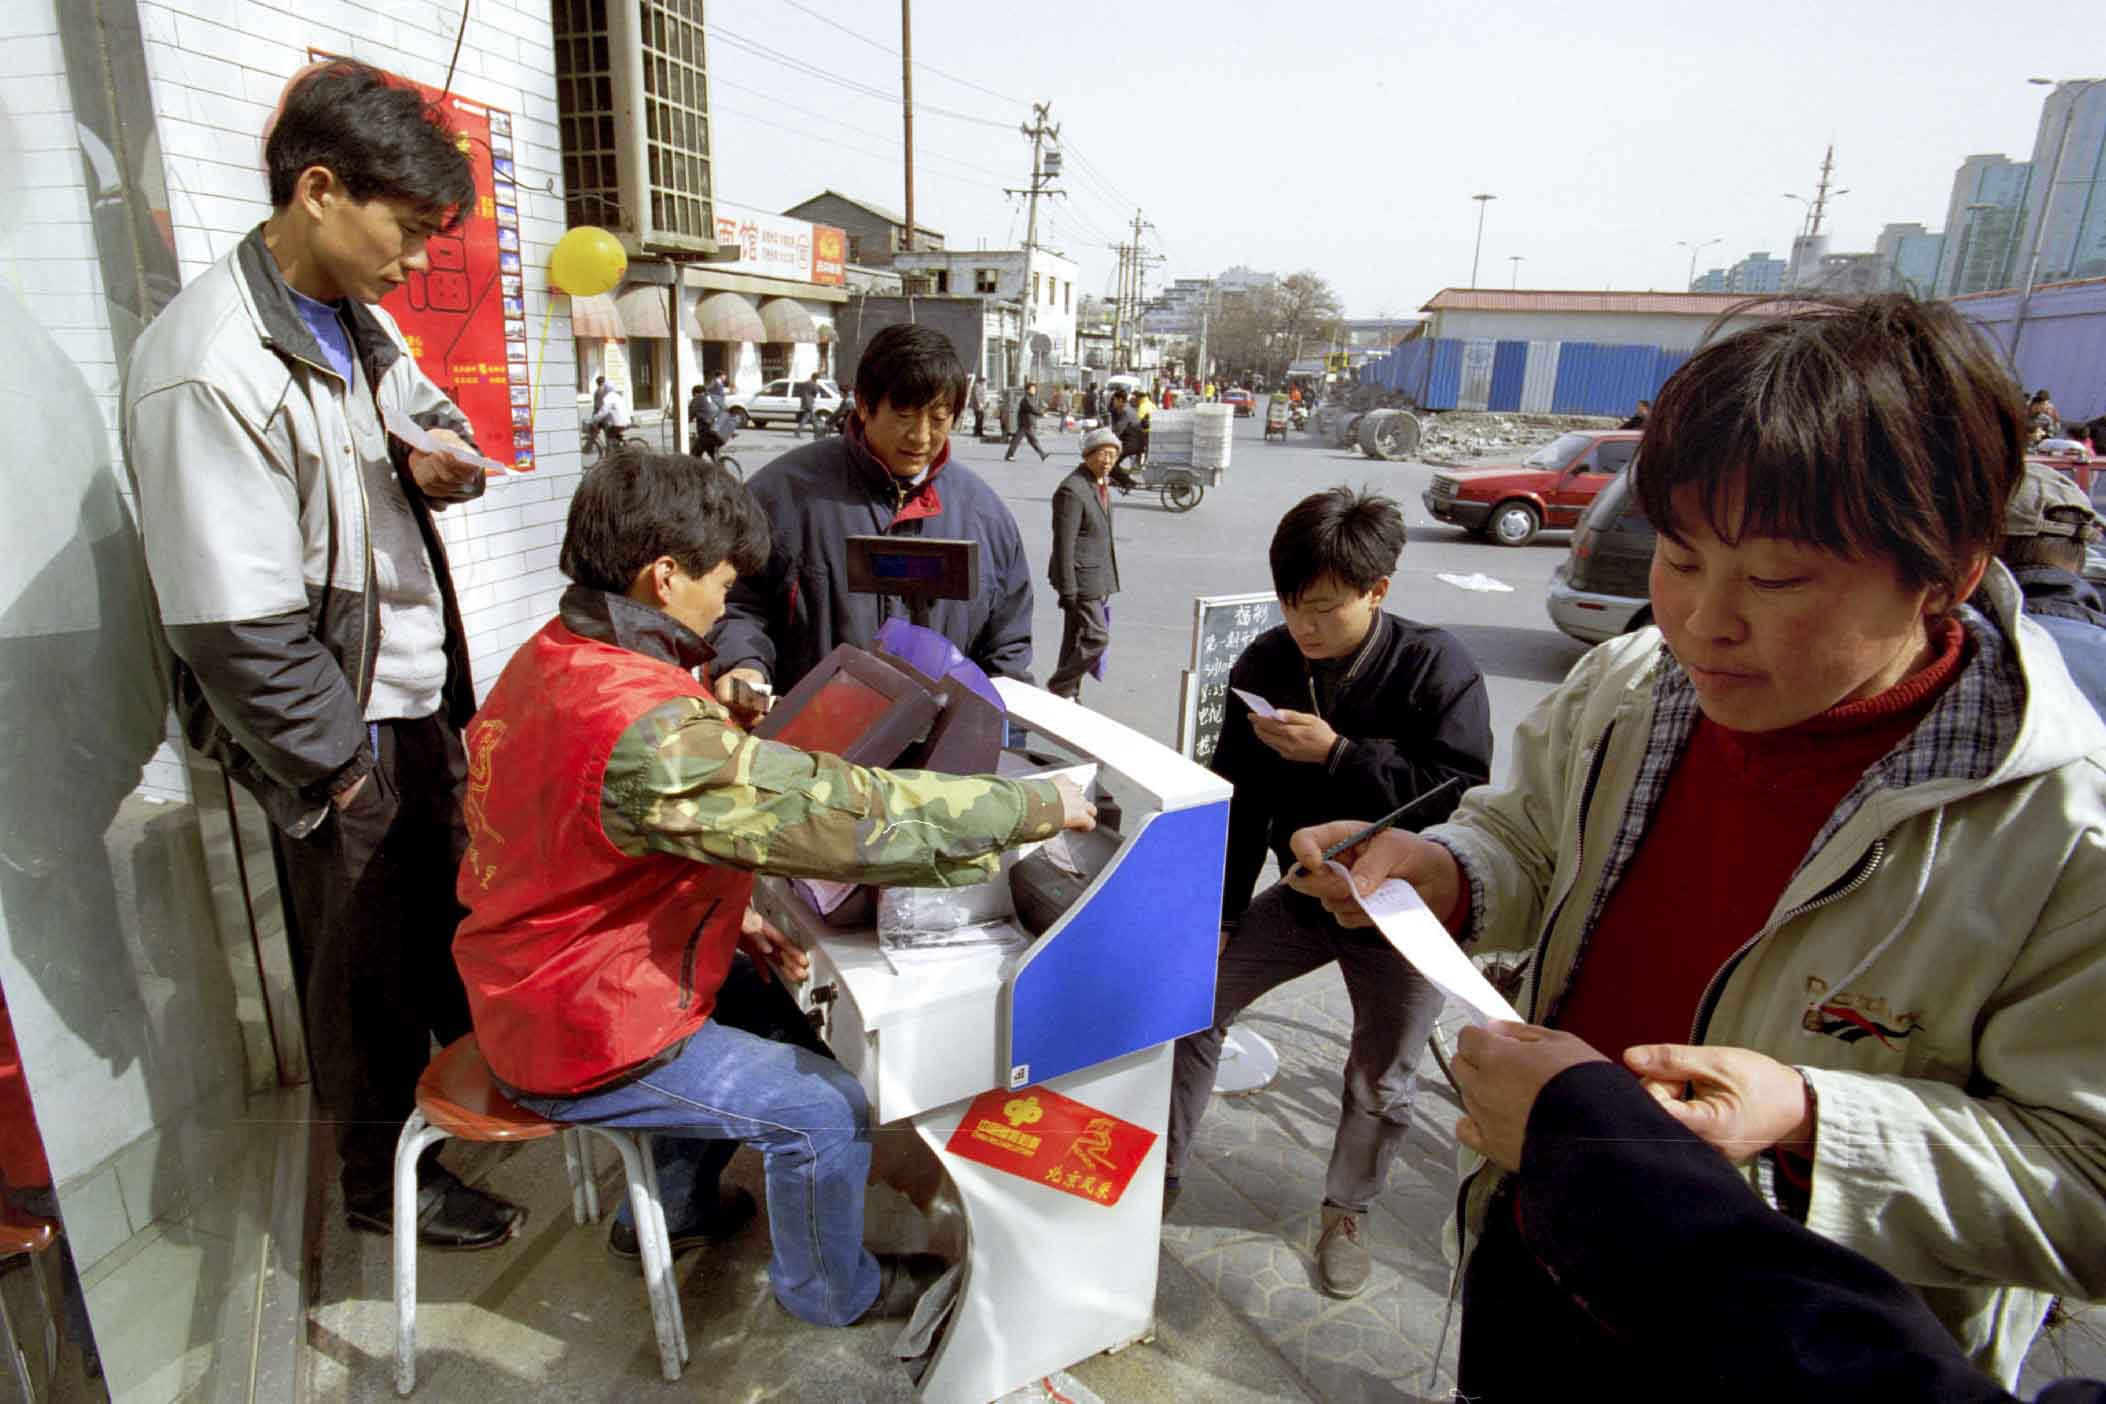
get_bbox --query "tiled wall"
[135,0,584,697]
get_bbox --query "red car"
[1222,389,1255,417]
[1421,430,1641,546]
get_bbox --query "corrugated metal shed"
[1357,336,1690,416]
[1489,341,1528,410]
[1950,277,2106,420]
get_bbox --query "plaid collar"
[1552,604,2023,1019]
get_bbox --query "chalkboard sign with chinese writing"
[1177,591,1284,764]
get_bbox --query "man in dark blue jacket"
[1436,1020,2104,1403]
[710,324,1035,698]
[1165,487,1491,1299]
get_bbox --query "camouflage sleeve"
[601,695,1065,885]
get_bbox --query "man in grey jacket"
[1047,428,1122,700]
[122,62,521,1250]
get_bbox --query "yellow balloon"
[549,226,627,297]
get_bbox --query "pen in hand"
[1282,775,1467,884]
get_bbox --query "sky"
[705,0,2101,316]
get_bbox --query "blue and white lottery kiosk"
[750,584,1229,1402]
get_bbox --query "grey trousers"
[1048,597,1110,699]
[1168,883,1446,1211]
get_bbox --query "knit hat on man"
[1082,426,1122,455]
[2006,460,2102,542]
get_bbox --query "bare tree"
[1205,270,1347,383]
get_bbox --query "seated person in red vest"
[452,450,1095,1326]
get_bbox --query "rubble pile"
[1417,412,1612,465]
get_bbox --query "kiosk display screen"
[766,671,899,756]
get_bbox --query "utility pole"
[1508,255,1524,289]
[900,0,915,255]
[1195,280,1212,383]
[1006,102,1060,383]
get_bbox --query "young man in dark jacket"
[1005,380,1049,461]
[793,372,822,437]
[710,324,1036,700]
[1165,487,1491,1298]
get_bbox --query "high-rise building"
[2011,81,2106,287]
[1875,222,1947,296]
[1935,155,2032,295]
[1691,268,1730,292]
[1729,251,1788,293]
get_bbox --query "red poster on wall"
[312,56,533,470]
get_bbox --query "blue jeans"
[518,1018,882,1325]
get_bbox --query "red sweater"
[1554,620,1966,1055]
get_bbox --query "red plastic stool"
[392,1035,687,1394]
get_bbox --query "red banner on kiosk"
[944,1086,1156,1207]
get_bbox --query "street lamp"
[1508,254,1524,290]
[1953,201,1998,296]
[1469,194,1496,288]
[2016,76,2106,341]
[1676,237,1721,290]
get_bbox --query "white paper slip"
[1230,688,1280,719]
[1328,861,1522,1027]
[381,403,508,475]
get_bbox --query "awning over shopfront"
[759,296,819,344]
[613,284,674,338]
[570,292,623,340]
[695,290,768,342]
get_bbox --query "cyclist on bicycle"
[587,382,631,453]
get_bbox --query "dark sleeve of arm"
[1328,637,1492,825]
[1049,485,1082,600]
[165,614,371,795]
[708,528,788,682]
[1210,672,1272,926]
[1515,1063,2019,1404]
[970,510,1035,682]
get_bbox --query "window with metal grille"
[553,0,716,253]
[975,268,997,294]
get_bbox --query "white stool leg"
[636,1136,689,1362]
[393,1113,452,1397]
[589,1130,684,1381]
[560,1130,588,1226]
[579,1131,600,1223]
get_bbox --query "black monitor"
[845,536,978,628]
[752,643,944,768]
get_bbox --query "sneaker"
[1315,1204,1371,1298]
[607,1187,758,1269]
[1161,1175,1183,1219]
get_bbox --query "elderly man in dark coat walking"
[1047,427,1123,700]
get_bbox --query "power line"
[711,75,1008,178]
[712,102,994,191]
[710,25,1012,130]
[775,0,1026,107]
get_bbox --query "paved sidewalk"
[304,963,1461,1402]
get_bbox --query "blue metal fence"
[1951,278,2106,421]
[1358,336,1687,417]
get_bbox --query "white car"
[725,378,843,430]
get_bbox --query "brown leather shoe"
[858,1252,949,1322]
[1316,1204,1370,1298]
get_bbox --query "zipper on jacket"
[1523,725,1614,1024]
[1687,840,1885,1043]
[677,899,721,1008]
